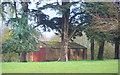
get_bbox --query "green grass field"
[2,60,118,73]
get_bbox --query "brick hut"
[28,41,87,62]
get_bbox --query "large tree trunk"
[97,40,105,60]
[60,40,69,61]
[60,1,70,62]
[20,52,27,62]
[114,40,119,59]
[60,12,69,62]
[91,39,94,60]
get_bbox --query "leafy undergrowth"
[2,59,118,73]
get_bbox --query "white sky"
[29,0,60,40]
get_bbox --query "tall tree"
[90,39,94,60]
[1,1,42,62]
[97,40,105,60]
[59,1,70,61]
[85,2,119,60]
[84,28,95,60]
[20,1,29,62]
[36,1,89,61]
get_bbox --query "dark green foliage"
[36,2,90,40]
[2,21,40,54]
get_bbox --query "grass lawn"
[2,60,118,73]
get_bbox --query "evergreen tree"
[1,1,42,62]
[36,1,89,61]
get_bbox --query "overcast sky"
[29,0,61,40]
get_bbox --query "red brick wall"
[27,47,87,62]
[46,48,60,61]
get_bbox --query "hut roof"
[41,41,87,49]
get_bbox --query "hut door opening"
[33,47,46,62]
[39,48,46,62]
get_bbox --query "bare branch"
[68,21,86,40]
[68,28,77,40]
[13,0,18,18]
